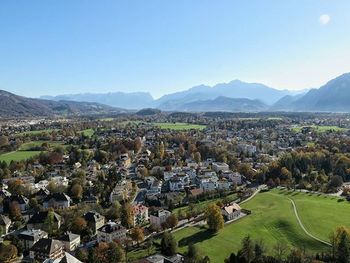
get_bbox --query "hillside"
[0,90,122,117]
[174,96,268,112]
[286,73,350,112]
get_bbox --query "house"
[110,180,130,203]
[35,188,50,201]
[0,214,11,235]
[132,204,149,226]
[58,232,80,251]
[217,179,232,190]
[84,211,105,235]
[18,229,49,251]
[27,211,62,231]
[43,193,71,209]
[221,203,241,221]
[2,195,29,213]
[30,238,65,261]
[150,209,171,228]
[222,171,242,185]
[43,252,83,263]
[212,162,230,173]
[97,221,127,243]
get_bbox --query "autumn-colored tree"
[134,137,142,153]
[205,203,224,232]
[0,243,17,263]
[71,216,88,234]
[9,201,22,221]
[194,152,201,163]
[130,227,145,246]
[120,202,134,228]
[70,183,83,200]
[166,214,178,229]
[0,136,9,147]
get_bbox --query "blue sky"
[0,0,349,98]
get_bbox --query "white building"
[150,209,171,228]
[97,221,127,243]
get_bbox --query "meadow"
[16,128,60,136]
[130,189,350,262]
[153,122,206,131]
[292,125,347,133]
[0,151,42,164]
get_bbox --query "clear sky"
[1,0,350,98]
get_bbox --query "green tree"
[160,231,178,256]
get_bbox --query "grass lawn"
[154,122,206,131]
[129,189,350,262]
[0,151,42,164]
[78,128,95,137]
[19,141,66,150]
[17,129,60,136]
[292,125,347,133]
[277,189,350,241]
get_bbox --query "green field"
[17,129,60,136]
[78,128,95,137]
[19,141,66,150]
[130,189,350,262]
[154,122,206,131]
[0,151,42,164]
[292,125,347,133]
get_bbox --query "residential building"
[97,221,127,243]
[150,209,171,228]
[18,229,49,251]
[30,238,65,261]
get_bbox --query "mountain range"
[41,80,307,110]
[0,90,124,117]
[1,72,350,116]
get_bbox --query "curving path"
[286,197,331,246]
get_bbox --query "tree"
[0,136,9,147]
[71,216,88,234]
[238,236,254,263]
[205,203,224,232]
[334,227,350,263]
[70,183,83,200]
[0,243,17,263]
[107,201,121,220]
[160,232,178,256]
[44,209,57,235]
[107,242,125,263]
[9,201,22,221]
[130,227,145,246]
[166,214,178,229]
[185,243,202,263]
[120,202,134,228]
[194,152,201,163]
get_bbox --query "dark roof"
[30,238,64,254]
[59,232,80,242]
[5,195,29,204]
[36,188,50,196]
[98,222,125,233]
[44,192,71,202]
[27,211,61,224]
[84,211,104,223]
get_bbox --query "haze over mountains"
[41,80,307,110]
[1,72,350,117]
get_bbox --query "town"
[0,112,349,263]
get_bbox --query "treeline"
[259,150,350,192]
